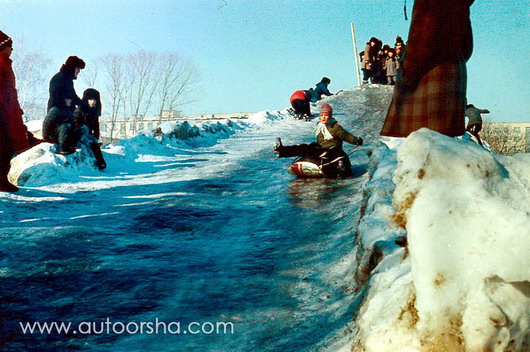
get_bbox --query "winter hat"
[83,88,100,101]
[64,56,86,69]
[321,77,331,84]
[0,31,13,51]
[320,103,333,115]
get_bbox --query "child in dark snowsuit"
[310,77,333,102]
[73,89,106,169]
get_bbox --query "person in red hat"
[274,103,363,177]
[0,31,30,192]
[47,55,86,112]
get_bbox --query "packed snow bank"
[8,142,114,187]
[8,111,288,188]
[353,129,530,352]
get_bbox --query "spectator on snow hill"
[465,104,490,146]
[274,103,363,178]
[0,31,30,192]
[310,77,333,102]
[48,56,85,112]
[384,49,398,85]
[361,37,379,84]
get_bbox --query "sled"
[287,146,360,179]
[288,156,326,178]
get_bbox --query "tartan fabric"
[380,0,473,138]
[381,61,467,137]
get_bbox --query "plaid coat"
[380,0,475,137]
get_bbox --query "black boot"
[90,143,106,170]
[0,160,18,192]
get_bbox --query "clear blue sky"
[2,0,529,122]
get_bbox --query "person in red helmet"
[289,89,313,119]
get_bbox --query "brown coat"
[361,44,372,70]
[317,119,360,149]
[380,0,475,137]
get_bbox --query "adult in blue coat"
[311,77,333,102]
[47,56,85,112]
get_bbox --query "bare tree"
[81,61,99,88]
[96,50,200,140]
[157,54,200,119]
[100,54,127,141]
[11,38,51,121]
[482,120,525,155]
[127,50,158,135]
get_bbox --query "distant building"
[100,111,254,140]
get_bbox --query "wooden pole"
[350,23,361,86]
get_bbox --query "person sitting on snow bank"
[74,88,102,141]
[274,103,363,178]
[74,88,106,169]
[42,94,106,170]
[48,56,85,112]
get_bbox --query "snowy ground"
[1,85,528,352]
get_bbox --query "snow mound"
[9,143,112,187]
[354,129,530,352]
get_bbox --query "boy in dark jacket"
[48,56,85,112]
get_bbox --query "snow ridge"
[351,129,530,352]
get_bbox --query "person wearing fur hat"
[73,88,106,169]
[0,31,30,192]
[47,55,85,112]
[310,77,333,102]
[274,103,363,177]
[74,88,102,139]
[361,37,379,84]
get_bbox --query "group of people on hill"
[0,31,105,192]
[361,36,405,85]
[289,77,333,119]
